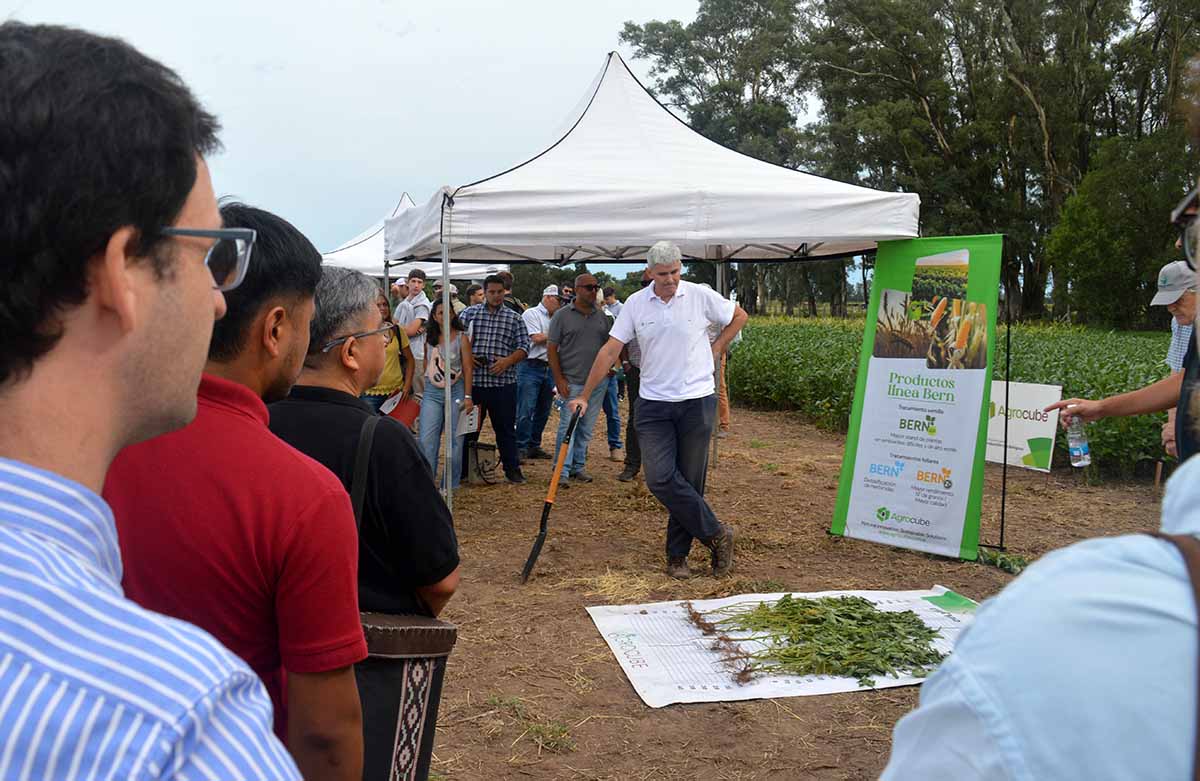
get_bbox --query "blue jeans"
[554,382,608,479]
[603,375,622,450]
[361,394,387,414]
[636,395,721,558]
[515,360,554,451]
[418,380,465,489]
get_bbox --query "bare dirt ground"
[430,400,1162,780]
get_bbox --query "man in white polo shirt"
[568,241,748,578]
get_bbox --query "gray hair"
[307,266,381,355]
[646,240,682,269]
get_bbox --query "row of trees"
[620,0,1200,327]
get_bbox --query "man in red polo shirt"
[104,203,367,781]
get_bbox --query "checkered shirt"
[1168,320,1193,372]
[461,302,531,387]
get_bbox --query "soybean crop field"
[728,318,1172,474]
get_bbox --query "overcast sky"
[8,0,698,257]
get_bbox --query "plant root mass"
[687,595,945,688]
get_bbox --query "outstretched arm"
[1045,372,1183,426]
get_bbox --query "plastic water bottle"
[1066,410,1091,467]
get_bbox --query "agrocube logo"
[899,413,938,437]
[868,459,906,478]
[989,401,1049,423]
[872,505,931,527]
[916,466,954,489]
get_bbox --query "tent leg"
[711,249,726,471]
[441,240,453,513]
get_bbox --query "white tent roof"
[385,52,919,264]
[323,193,506,278]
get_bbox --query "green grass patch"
[977,548,1030,575]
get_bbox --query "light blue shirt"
[882,456,1200,780]
[0,457,299,780]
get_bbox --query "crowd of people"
[7,18,1200,781]
[382,266,740,500]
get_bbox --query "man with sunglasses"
[548,274,614,486]
[105,203,367,780]
[1045,191,1200,463]
[0,23,298,778]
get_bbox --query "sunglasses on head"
[577,284,601,291]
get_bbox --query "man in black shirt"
[270,267,460,616]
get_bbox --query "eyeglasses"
[577,284,601,291]
[320,323,394,353]
[160,227,256,292]
[1172,186,1198,270]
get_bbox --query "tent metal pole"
[441,235,454,513]
[711,248,725,470]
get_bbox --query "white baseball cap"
[542,284,560,297]
[1151,260,1195,306]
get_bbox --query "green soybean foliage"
[727,318,1172,473]
[695,595,945,687]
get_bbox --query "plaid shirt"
[1168,320,1193,372]
[461,302,531,387]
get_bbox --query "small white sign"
[985,381,1062,472]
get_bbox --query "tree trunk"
[736,263,757,315]
[829,261,847,317]
[802,267,818,316]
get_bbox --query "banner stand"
[979,309,1011,552]
[831,235,1003,561]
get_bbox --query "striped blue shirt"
[0,457,299,780]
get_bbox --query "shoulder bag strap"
[1150,531,1200,781]
[351,415,380,530]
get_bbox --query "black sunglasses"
[1172,186,1199,270]
[577,284,601,291]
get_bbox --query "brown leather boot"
[704,524,735,577]
[666,557,690,579]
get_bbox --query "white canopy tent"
[385,51,921,512]
[322,192,507,280]
[385,52,919,265]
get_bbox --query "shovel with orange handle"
[520,407,582,583]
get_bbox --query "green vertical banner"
[831,235,1002,560]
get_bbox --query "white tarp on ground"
[323,192,507,278]
[385,52,920,264]
[586,586,976,708]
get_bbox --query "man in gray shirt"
[548,273,612,486]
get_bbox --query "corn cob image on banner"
[832,236,1002,560]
